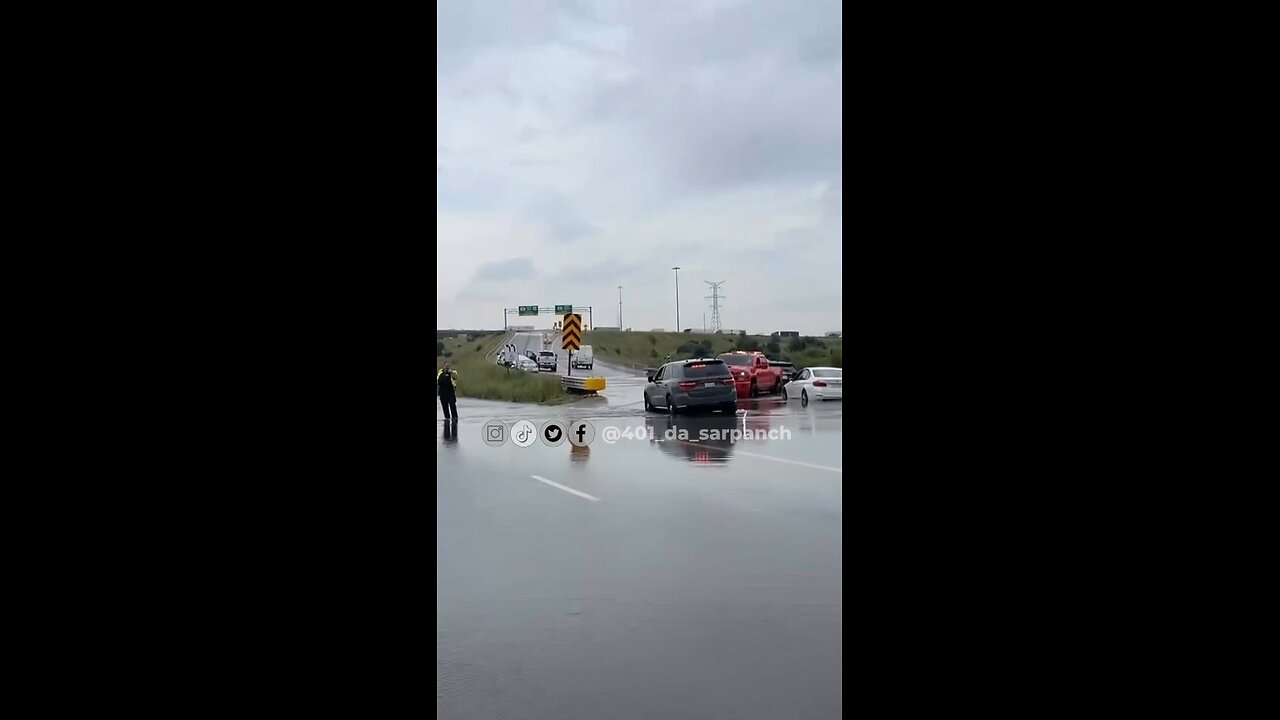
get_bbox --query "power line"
[704,281,725,333]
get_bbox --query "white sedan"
[783,367,842,404]
[514,356,539,372]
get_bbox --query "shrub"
[787,338,807,352]
[650,348,658,358]
[437,340,445,356]
[765,341,781,355]
[648,334,657,345]
[475,344,482,352]
[677,342,711,358]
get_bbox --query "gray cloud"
[437,0,842,334]
[454,257,540,304]
[472,257,537,281]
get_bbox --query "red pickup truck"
[717,351,780,397]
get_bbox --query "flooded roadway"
[438,357,842,720]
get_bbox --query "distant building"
[825,331,842,337]
[592,326,620,331]
[774,330,800,338]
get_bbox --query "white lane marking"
[669,441,842,474]
[732,449,842,473]
[531,475,601,502]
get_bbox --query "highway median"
[437,333,572,405]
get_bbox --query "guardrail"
[561,376,606,394]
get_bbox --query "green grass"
[581,330,842,369]
[436,333,572,404]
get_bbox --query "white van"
[572,345,594,370]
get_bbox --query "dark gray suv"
[644,359,737,414]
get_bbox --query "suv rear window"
[720,355,751,366]
[681,361,731,379]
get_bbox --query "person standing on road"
[438,361,459,421]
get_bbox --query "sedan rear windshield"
[720,355,752,366]
[682,362,731,379]
[812,369,840,377]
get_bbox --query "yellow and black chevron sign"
[562,313,582,351]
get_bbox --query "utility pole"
[672,267,681,331]
[618,286,623,329]
[704,281,725,333]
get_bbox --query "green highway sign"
[518,305,539,316]
[555,304,573,313]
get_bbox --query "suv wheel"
[667,394,677,415]
[644,393,653,412]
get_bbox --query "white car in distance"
[514,355,539,373]
[783,367,842,404]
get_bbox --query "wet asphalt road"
[438,358,842,720]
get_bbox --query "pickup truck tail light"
[678,381,697,390]
[812,380,827,387]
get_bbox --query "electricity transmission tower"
[704,281,725,333]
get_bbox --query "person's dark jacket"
[437,369,458,398]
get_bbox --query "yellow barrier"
[561,376,606,393]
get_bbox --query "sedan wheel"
[801,389,809,406]
[644,393,653,412]
[782,387,788,401]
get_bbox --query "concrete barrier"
[561,376,606,394]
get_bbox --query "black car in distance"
[644,358,738,415]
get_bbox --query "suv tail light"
[812,380,827,387]
[678,381,697,390]
[720,378,735,385]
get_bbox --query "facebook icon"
[567,420,595,447]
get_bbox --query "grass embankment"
[582,330,843,370]
[436,332,571,405]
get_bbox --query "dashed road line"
[531,475,601,502]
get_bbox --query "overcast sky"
[437,0,842,335]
